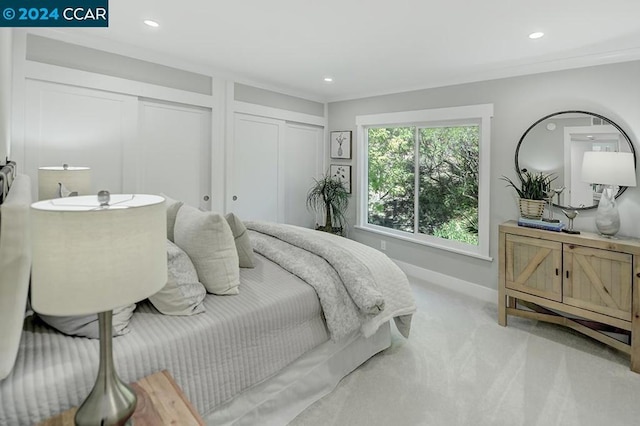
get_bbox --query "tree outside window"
[367,124,479,245]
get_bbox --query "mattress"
[0,254,329,425]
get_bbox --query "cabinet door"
[505,234,562,301]
[563,244,632,321]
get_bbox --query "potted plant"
[501,169,556,219]
[306,173,350,235]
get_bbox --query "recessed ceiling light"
[144,20,160,28]
[323,77,334,83]
[529,32,544,39]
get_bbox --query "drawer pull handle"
[566,271,569,279]
[555,268,559,276]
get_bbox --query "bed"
[0,169,416,425]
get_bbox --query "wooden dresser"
[498,221,640,373]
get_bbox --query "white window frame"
[355,104,493,261]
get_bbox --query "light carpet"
[289,278,640,426]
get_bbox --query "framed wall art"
[330,164,351,193]
[330,131,352,159]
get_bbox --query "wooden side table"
[38,370,204,426]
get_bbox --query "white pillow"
[225,212,255,268]
[37,304,136,339]
[160,193,183,242]
[148,240,207,315]
[0,175,32,379]
[174,205,240,295]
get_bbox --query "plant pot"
[519,199,545,220]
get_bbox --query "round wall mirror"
[515,111,636,210]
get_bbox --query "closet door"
[23,80,137,199]
[139,100,212,210]
[283,123,323,227]
[229,114,284,222]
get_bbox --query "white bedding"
[0,184,416,425]
[0,254,329,425]
[247,222,416,339]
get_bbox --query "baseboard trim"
[393,259,497,304]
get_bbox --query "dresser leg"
[498,230,507,326]
[632,271,640,373]
[498,286,507,326]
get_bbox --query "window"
[356,105,493,259]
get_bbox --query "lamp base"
[75,311,137,426]
[595,186,620,237]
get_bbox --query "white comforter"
[246,222,416,340]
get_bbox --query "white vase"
[595,186,620,237]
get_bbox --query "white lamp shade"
[581,151,637,187]
[38,166,91,201]
[30,194,167,316]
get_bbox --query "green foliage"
[307,173,350,234]
[417,127,478,237]
[367,125,479,245]
[501,169,556,200]
[433,218,479,245]
[367,127,415,231]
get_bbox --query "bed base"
[206,322,391,426]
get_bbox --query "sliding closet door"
[23,80,137,199]
[283,123,323,227]
[229,113,284,222]
[138,100,212,210]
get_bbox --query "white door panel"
[139,100,211,210]
[230,114,283,222]
[24,80,137,199]
[284,123,323,227]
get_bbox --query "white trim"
[233,100,325,127]
[393,259,497,304]
[210,78,225,213]
[355,225,493,262]
[224,80,235,214]
[356,104,493,259]
[19,29,329,103]
[24,60,216,108]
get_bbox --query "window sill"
[353,225,493,262]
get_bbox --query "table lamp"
[581,151,637,236]
[31,192,167,425]
[38,164,91,200]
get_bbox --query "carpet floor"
[288,278,640,426]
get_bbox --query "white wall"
[328,60,640,290]
[0,29,12,164]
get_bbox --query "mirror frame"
[515,110,636,210]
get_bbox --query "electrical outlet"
[380,240,386,250]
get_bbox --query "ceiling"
[63,0,640,102]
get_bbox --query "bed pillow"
[37,304,136,339]
[160,193,183,242]
[0,174,32,380]
[148,240,206,315]
[225,212,255,268]
[174,205,240,295]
